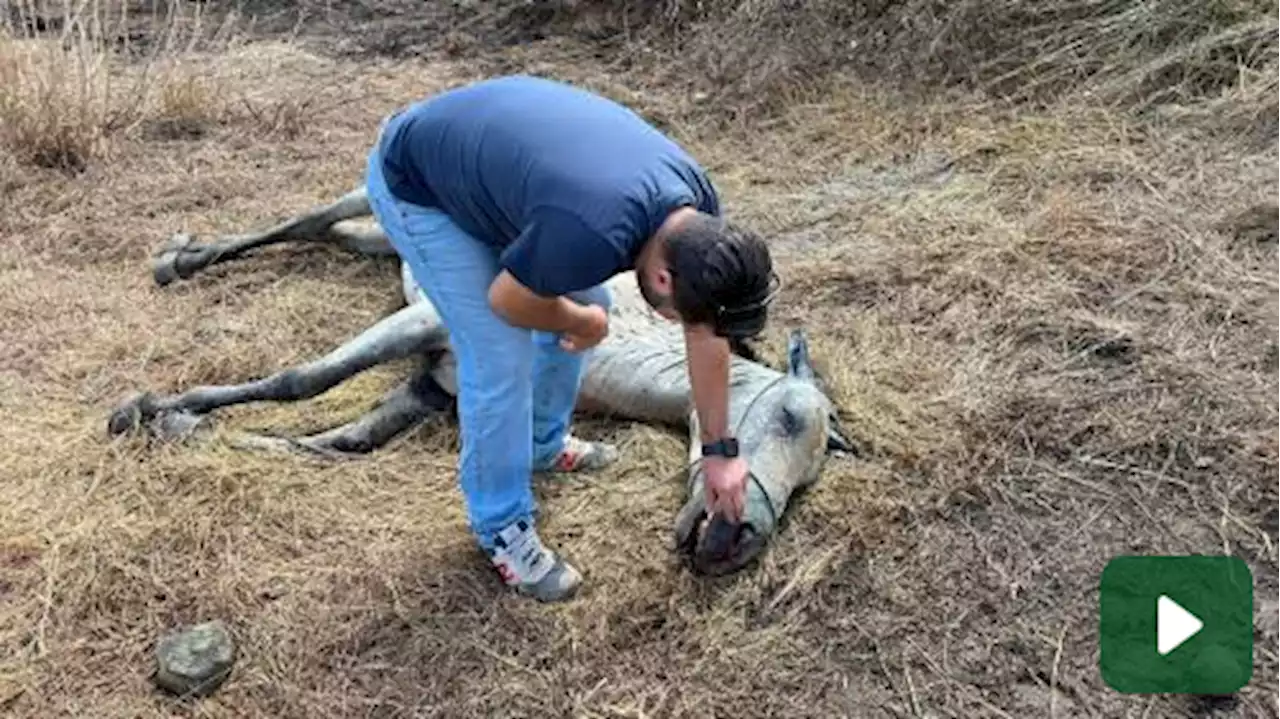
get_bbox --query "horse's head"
[675,328,854,575]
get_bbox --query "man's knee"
[456,328,535,398]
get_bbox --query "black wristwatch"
[702,437,740,459]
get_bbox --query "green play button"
[1100,555,1254,694]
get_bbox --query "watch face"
[705,438,739,457]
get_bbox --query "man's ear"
[637,249,673,292]
[654,266,673,293]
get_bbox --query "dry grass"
[0,1,1277,717]
[0,0,225,171]
[334,0,1278,123]
[0,0,323,175]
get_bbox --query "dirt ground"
[1,3,1277,717]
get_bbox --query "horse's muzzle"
[673,470,773,576]
[690,513,766,576]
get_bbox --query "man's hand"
[702,454,748,523]
[560,304,608,352]
[488,271,609,352]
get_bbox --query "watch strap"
[702,437,740,458]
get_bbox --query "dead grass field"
[1,1,1277,717]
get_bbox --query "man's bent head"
[637,210,778,338]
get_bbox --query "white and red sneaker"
[487,518,582,603]
[543,435,620,474]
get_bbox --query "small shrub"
[0,0,235,171]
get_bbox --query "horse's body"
[110,186,854,575]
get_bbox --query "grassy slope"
[0,3,1277,717]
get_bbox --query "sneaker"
[487,518,582,603]
[542,435,619,474]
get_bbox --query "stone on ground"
[152,620,236,697]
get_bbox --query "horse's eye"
[779,406,805,436]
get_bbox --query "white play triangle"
[1157,595,1203,656]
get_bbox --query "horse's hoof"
[107,391,155,436]
[151,410,210,442]
[152,233,200,287]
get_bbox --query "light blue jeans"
[364,121,611,550]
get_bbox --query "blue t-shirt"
[376,75,721,296]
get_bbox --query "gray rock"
[1256,596,1279,642]
[153,620,236,697]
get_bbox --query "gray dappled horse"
[108,187,857,576]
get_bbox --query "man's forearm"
[488,271,586,333]
[685,328,731,442]
[496,294,585,333]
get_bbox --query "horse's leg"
[139,363,456,459]
[152,186,393,286]
[107,300,448,437]
[326,218,394,256]
[228,362,456,457]
[283,363,456,455]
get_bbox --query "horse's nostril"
[696,513,755,566]
[701,516,740,559]
[691,521,765,576]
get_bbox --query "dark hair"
[663,213,778,338]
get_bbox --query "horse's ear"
[786,328,818,381]
[791,328,859,456]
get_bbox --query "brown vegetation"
[0,0,1276,717]
[256,0,1279,124]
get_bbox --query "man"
[364,75,777,602]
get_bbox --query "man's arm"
[686,324,748,522]
[488,270,591,334]
[684,325,732,443]
[491,206,624,334]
